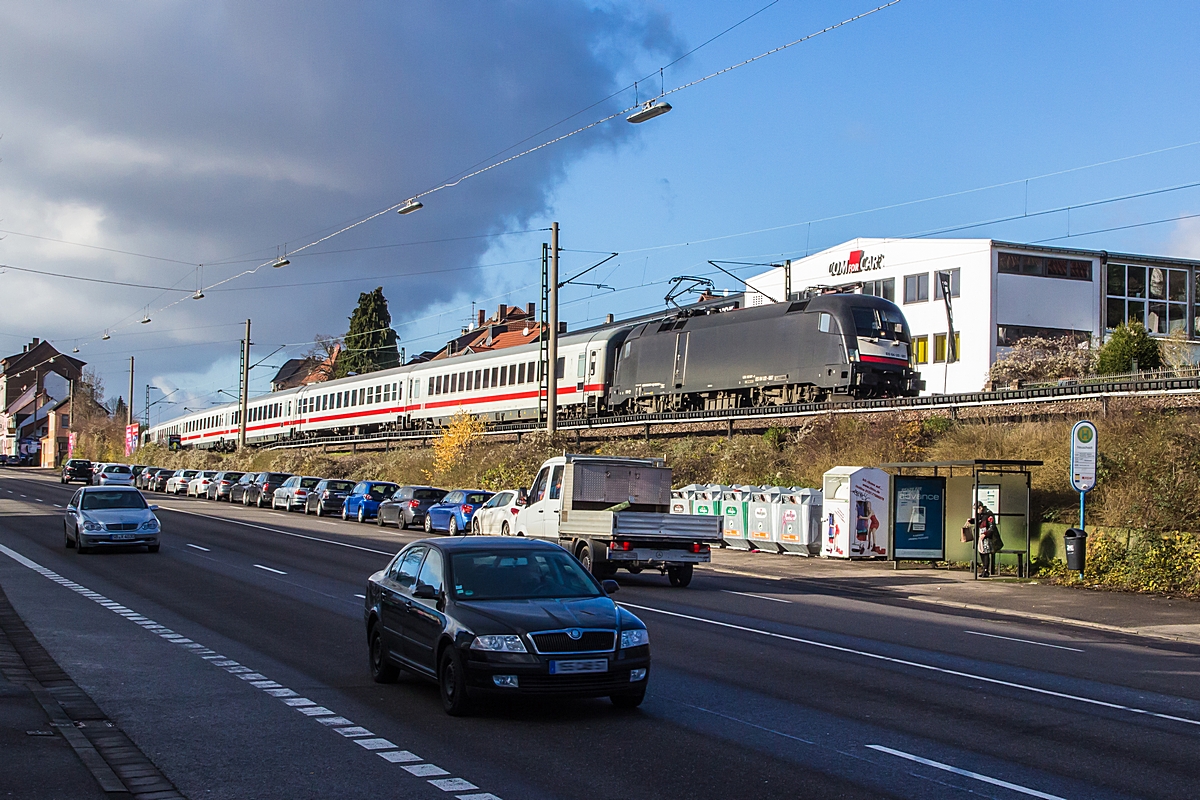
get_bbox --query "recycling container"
[822,467,890,559]
[690,484,725,517]
[778,488,822,555]
[721,486,753,549]
[670,485,699,515]
[747,487,783,553]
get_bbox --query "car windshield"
[851,306,910,342]
[300,477,321,488]
[413,489,446,501]
[464,493,492,505]
[450,550,601,601]
[267,473,292,482]
[224,472,244,480]
[105,465,131,474]
[181,471,198,478]
[325,481,354,492]
[81,491,148,511]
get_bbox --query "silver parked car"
[272,475,323,511]
[95,464,135,486]
[64,486,161,553]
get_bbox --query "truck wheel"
[577,543,594,574]
[667,564,693,588]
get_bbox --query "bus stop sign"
[1070,420,1097,493]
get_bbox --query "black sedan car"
[61,459,93,484]
[376,485,448,529]
[364,537,649,715]
[304,479,356,516]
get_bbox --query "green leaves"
[337,287,400,378]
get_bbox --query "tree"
[336,287,399,378]
[1095,321,1162,375]
[989,335,1094,385]
[109,396,128,421]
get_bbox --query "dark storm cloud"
[0,1,680,393]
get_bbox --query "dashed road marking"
[964,630,1084,652]
[53,504,62,508]
[722,589,792,604]
[253,564,287,575]
[35,498,44,503]
[161,506,394,555]
[0,541,503,798]
[866,745,1067,799]
[354,594,367,599]
[186,544,211,552]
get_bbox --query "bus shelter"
[880,460,1042,579]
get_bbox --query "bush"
[989,335,1093,384]
[1095,321,1161,375]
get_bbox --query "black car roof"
[415,536,562,553]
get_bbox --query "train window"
[577,353,586,378]
[435,375,442,394]
[623,341,632,357]
[395,382,401,400]
[509,364,517,385]
[473,370,481,390]
[518,363,526,384]
[490,366,498,387]
[556,357,565,380]
[482,369,490,389]
[852,307,908,340]
[499,365,507,387]
[459,372,466,391]
[528,361,536,382]
[818,313,833,333]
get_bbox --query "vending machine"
[822,467,890,559]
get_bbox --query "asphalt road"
[1,468,1198,800]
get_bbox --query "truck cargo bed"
[561,511,723,542]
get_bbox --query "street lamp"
[627,100,672,123]
[397,198,423,215]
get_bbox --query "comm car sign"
[1070,420,1097,493]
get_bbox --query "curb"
[904,595,1200,646]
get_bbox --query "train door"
[672,332,690,389]
[816,311,848,390]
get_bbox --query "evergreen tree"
[337,287,400,377]
[1095,320,1162,375]
[110,396,128,421]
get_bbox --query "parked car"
[228,472,260,505]
[242,472,293,507]
[424,489,494,536]
[64,486,161,554]
[342,481,400,523]
[304,479,356,516]
[90,463,109,484]
[165,469,199,494]
[272,475,322,511]
[471,490,524,535]
[95,464,135,487]
[206,471,246,500]
[376,486,448,529]
[363,537,646,715]
[135,467,160,490]
[146,468,174,493]
[186,470,219,497]
[131,465,149,481]
[61,459,93,485]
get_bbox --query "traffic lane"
[622,567,1200,703]
[620,590,1197,800]
[0,506,891,800]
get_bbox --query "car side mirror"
[149,505,159,511]
[413,583,439,600]
[602,579,619,595]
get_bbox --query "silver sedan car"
[64,486,161,553]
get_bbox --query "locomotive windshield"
[852,306,909,342]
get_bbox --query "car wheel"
[341,504,350,521]
[376,511,386,527]
[147,544,160,553]
[315,504,324,517]
[667,564,693,588]
[256,495,265,508]
[439,647,473,716]
[424,514,433,534]
[471,518,480,535]
[448,516,458,536]
[578,543,594,574]
[369,627,399,684]
[242,492,250,506]
[610,689,646,709]
[400,515,410,530]
[77,537,90,555]
[60,476,65,484]
[501,521,510,537]
[64,525,74,548]
[357,506,366,524]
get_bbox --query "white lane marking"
[19,494,26,497]
[354,594,367,599]
[866,745,1068,800]
[163,506,395,555]
[0,541,502,798]
[253,564,287,575]
[722,589,792,604]
[186,543,211,552]
[53,504,62,508]
[965,630,1084,652]
[430,777,478,792]
[35,498,43,503]
[618,601,1200,728]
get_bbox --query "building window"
[912,336,929,364]
[1106,263,1188,335]
[933,332,960,363]
[904,273,929,304]
[996,325,1091,348]
[934,269,960,299]
[861,278,895,302]
[998,252,1092,281]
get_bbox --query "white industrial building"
[743,238,1200,394]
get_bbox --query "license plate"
[111,534,137,540]
[549,659,608,675]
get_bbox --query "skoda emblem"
[567,629,582,640]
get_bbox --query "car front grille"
[517,669,633,693]
[530,630,615,654]
[105,523,139,532]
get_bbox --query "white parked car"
[95,464,135,487]
[90,463,109,485]
[186,471,219,497]
[165,469,199,494]
[470,489,524,535]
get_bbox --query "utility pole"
[144,384,150,430]
[238,319,250,449]
[127,356,135,426]
[547,222,559,435]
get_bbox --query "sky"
[3,0,1200,424]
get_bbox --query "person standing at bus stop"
[969,501,1001,577]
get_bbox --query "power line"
[0,262,194,292]
[0,229,197,265]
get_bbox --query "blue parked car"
[424,489,495,536]
[342,481,400,523]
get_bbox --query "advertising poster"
[823,468,890,559]
[68,431,77,457]
[893,475,946,560]
[973,484,1000,515]
[124,423,140,457]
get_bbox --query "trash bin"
[691,484,725,518]
[671,485,700,515]
[1064,528,1087,572]
[747,487,783,554]
[778,488,822,555]
[721,486,753,550]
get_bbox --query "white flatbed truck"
[515,454,723,587]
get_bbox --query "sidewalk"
[699,547,1200,645]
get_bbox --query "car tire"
[501,521,510,537]
[357,506,366,524]
[439,647,473,716]
[448,516,458,537]
[147,544,160,553]
[341,504,350,521]
[376,511,386,527]
[369,627,399,684]
[64,525,73,548]
[256,495,265,508]
[667,564,693,588]
[424,514,433,534]
[400,516,410,530]
[610,689,646,709]
[471,518,480,535]
[77,537,90,555]
[315,504,324,517]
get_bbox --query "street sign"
[1070,421,1097,493]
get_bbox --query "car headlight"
[470,635,527,653]
[82,520,104,531]
[620,629,649,649]
[140,518,159,531]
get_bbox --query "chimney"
[497,303,507,323]
[558,322,567,334]
[31,338,40,349]
[605,313,614,324]
[478,309,486,328]
[526,302,535,317]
